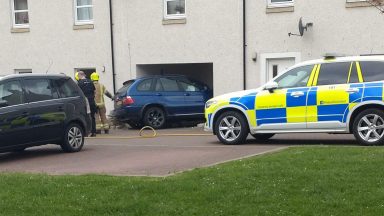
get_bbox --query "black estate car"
[0,74,91,153]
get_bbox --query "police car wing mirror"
[0,100,8,108]
[265,82,278,93]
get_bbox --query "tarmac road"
[0,128,357,177]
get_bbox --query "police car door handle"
[290,91,304,97]
[346,88,359,93]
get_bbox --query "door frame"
[259,52,302,84]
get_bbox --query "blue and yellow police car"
[205,55,384,145]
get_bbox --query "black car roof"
[0,73,67,81]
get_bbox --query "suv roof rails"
[323,53,346,60]
[360,54,384,56]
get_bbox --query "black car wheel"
[143,107,166,129]
[61,123,85,153]
[353,109,384,146]
[214,111,249,145]
[251,133,275,141]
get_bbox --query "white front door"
[267,58,296,81]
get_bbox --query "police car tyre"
[215,111,249,145]
[353,109,384,146]
[61,123,85,153]
[251,133,275,141]
[143,107,166,129]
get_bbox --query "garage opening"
[136,63,213,91]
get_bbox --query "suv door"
[155,77,187,116]
[0,79,31,147]
[177,78,205,116]
[23,78,65,143]
[255,65,315,130]
[308,61,362,129]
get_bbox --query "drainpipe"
[243,0,247,90]
[109,0,117,93]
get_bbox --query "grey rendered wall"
[112,0,244,96]
[246,0,384,89]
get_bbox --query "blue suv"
[111,76,212,129]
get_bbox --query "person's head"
[90,72,100,81]
[78,71,86,80]
[75,72,80,81]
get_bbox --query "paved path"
[0,128,357,176]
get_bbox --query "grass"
[1,146,384,215]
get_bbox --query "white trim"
[267,0,294,8]
[259,52,301,84]
[74,0,94,25]
[164,0,186,20]
[11,0,29,28]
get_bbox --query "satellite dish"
[289,17,313,37]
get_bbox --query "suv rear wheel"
[215,111,249,145]
[353,109,384,146]
[61,123,85,152]
[143,107,166,129]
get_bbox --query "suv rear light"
[122,96,135,106]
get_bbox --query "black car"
[0,74,91,153]
[111,75,212,129]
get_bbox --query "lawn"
[1,146,384,215]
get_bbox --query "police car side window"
[274,65,313,89]
[24,79,55,102]
[317,62,350,86]
[0,80,24,107]
[360,61,384,82]
[349,62,359,84]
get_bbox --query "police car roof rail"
[323,53,346,60]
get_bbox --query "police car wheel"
[144,107,166,129]
[61,123,85,153]
[215,111,249,145]
[353,109,384,146]
[251,133,275,141]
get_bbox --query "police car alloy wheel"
[215,111,249,145]
[61,123,85,152]
[353,109,384,146]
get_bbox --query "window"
[54,78,80,98]
[359,61,384,82]
[14,69,32,74]
[268,0,294,8]
[178,80,201,92]
[74,0,93,25]
[159,78,180,91]
[24,79,57,102]
[0,81,24,107]
[317,62,351,86]
[137,79,153,91]
[11,0,29,28]
[274,65,313,89]
[164,0,186,19]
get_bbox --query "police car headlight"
[205,100,217,109]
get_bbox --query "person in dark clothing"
[77,71,97,137]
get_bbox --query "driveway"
[0,127,356,176]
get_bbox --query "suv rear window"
[360,61,384,82]
[116,80,134,96]
[54,78,80,98]
[317,62,350,86]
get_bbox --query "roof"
[0,73,67,81]
[295,55,384,68]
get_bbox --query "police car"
[205,55,384,146]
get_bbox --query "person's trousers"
[88,98,97,134]
[95,105,109,131]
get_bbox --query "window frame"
[74,0,94,25]
[0,79,25,107]
[11,0,29,29]
[23,78,57,103]
[267,0,294,8]
[164,0,186,20]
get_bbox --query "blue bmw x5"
[111,75,212,129]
